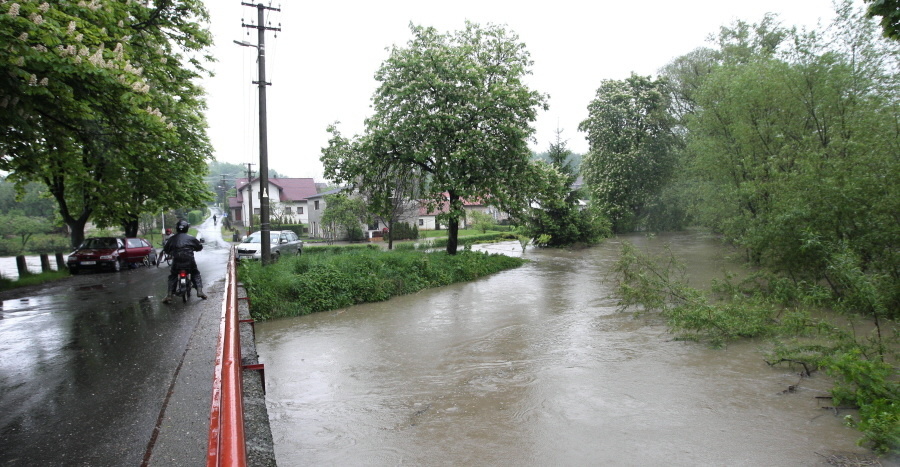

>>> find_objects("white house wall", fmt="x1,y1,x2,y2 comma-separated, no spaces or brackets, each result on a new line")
239,180,311,227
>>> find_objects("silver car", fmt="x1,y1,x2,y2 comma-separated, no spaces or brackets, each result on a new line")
236,230,303,260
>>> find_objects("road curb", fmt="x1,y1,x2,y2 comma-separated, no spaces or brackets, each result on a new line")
146,278,276,466
238,285,277,466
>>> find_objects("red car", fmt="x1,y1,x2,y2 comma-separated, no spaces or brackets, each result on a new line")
67,237,158,274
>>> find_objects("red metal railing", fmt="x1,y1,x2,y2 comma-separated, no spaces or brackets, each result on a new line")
207,247,247,466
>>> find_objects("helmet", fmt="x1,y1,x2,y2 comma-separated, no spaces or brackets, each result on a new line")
175,219,190,233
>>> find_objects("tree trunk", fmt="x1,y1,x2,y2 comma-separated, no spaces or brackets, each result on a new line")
43,174,92,248
123,216,140,237
387,218,394,250
68,217,88,249
446,192,460,255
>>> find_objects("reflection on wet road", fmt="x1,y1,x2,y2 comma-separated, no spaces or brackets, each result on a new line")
0,214,229,465
258,233,872,466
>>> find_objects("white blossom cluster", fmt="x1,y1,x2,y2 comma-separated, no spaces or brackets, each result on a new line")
145,106,174,129
77,0,102,12
3,0,163,116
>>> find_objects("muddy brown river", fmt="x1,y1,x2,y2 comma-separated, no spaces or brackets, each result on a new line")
256,232,874,465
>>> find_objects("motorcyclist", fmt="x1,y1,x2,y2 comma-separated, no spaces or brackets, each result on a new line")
162,219,207,303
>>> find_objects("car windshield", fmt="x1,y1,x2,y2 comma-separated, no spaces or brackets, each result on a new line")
245,233,280,243
82,238,117,249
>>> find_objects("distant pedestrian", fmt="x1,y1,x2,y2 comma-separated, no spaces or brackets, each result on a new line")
213,214,217,225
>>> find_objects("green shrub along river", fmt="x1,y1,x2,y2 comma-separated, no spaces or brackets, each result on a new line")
238,246,526,320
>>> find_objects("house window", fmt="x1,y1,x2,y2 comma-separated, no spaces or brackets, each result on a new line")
418,219,424,226
254,208,260,214
285,207,292,214
298,207,304,214
314,200,320,210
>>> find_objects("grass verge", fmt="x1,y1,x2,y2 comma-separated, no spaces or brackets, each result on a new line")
238,248,526,320
0,270,71,292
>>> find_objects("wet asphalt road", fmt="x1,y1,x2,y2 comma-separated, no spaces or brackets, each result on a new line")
0,215,230,466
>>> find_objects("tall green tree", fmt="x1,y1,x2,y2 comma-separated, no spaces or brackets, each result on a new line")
323,22,548,255
578,74,678,233
517,130,608,246
545,128,577,178
518,160,609,246
0,0,214,246
322,124,422,250
683,4,899,297
320,194,367,242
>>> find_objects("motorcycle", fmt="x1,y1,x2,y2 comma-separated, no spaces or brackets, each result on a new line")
174,268,192,303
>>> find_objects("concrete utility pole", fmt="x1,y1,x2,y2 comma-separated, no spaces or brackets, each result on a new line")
238,2,280,264
244,163,255,231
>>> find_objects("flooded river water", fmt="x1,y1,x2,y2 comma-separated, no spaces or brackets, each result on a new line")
256,232,873,466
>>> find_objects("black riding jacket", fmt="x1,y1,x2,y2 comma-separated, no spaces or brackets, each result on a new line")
163,232,203,267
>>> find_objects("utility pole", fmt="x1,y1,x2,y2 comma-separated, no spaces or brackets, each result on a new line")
245,163,255,231
239,2,280,264
219,174,228,213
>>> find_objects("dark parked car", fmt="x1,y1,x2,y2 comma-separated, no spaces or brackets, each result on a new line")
67,237,158,274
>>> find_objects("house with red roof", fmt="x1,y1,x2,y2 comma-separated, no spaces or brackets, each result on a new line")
415,195,509,230
228,177,319,229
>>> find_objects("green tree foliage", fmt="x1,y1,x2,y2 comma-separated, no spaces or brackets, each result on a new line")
0,0,214,246
579,74,678,232
322,125,422,250
519,161,610,246
320,194,367,242
682,5,899,306
544,128,578,179
865,0,900,39
0,177,57,218
517,131,609,246
466,210,496,234
0,213,53,252
322,22,548,255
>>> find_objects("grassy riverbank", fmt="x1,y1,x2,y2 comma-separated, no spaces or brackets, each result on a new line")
238,247,526,320
0,270,70,292
614,242,899,456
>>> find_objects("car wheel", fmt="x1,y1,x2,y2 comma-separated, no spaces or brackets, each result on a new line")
69,266,78,275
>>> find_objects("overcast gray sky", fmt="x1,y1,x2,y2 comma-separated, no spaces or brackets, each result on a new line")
202,0,847,180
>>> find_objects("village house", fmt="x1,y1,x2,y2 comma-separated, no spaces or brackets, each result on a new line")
415,196,508,230
228,177,319,229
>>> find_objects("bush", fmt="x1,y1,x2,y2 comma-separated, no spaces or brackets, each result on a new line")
304,244,379,255
347,225,365,242
187,210,204,226
387,222,418,241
